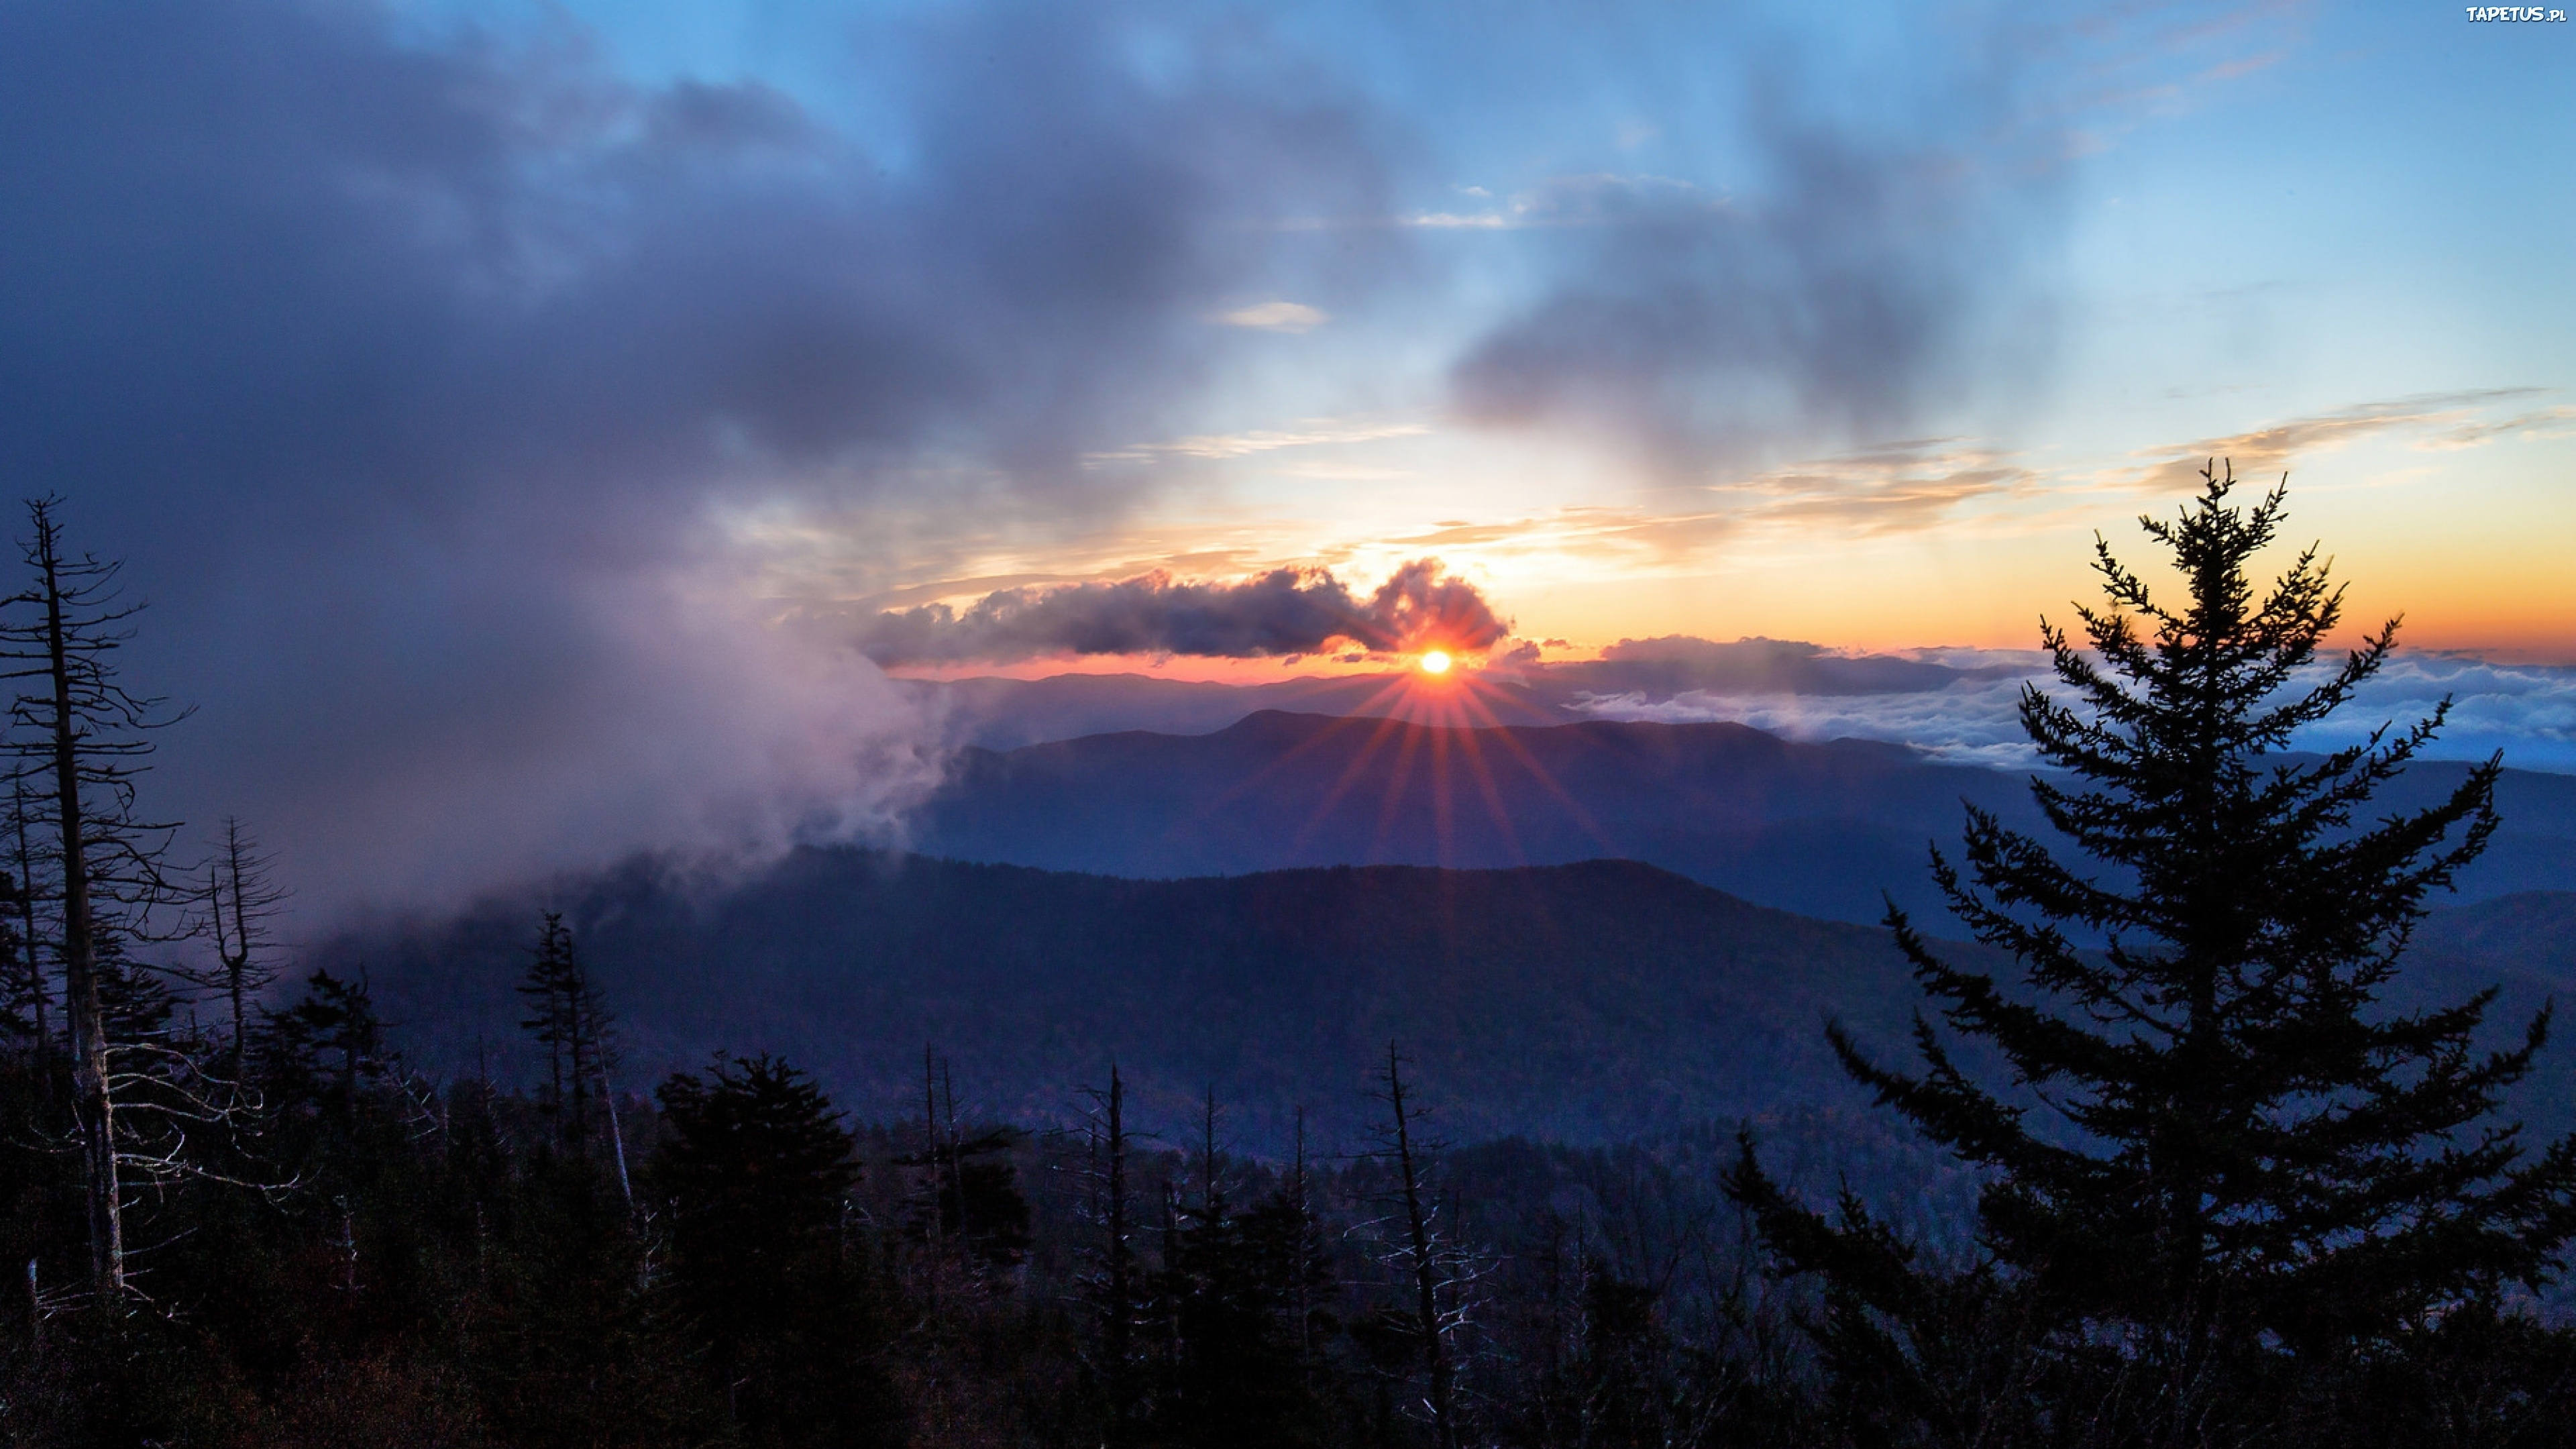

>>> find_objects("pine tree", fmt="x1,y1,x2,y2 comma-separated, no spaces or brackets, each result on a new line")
1152,1091,1340,1446
518,912,614,1160
1730,464,2576,1442
651,1053,898,1448
518,914,574,1133
263,969,386,1117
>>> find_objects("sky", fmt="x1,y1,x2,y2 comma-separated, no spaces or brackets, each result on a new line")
0,0,2569,912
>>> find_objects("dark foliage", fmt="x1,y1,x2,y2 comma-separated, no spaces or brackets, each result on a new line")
651,1052,904,1448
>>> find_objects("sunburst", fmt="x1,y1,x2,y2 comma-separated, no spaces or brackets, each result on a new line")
1193,652,1612,871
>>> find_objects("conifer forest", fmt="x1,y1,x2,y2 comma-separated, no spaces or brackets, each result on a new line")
1,470,2571,1448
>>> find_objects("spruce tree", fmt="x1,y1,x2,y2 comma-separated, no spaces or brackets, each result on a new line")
651,1053,898,1448
518,911,614,1159
518,914,575,1129
1730,465,2576,1440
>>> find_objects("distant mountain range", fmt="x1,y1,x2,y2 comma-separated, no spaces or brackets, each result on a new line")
349,853,1937,1150
906,710,2576,925
337,850,2576,1157
898,639,2019,750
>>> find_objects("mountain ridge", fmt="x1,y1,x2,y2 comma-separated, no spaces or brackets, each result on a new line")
908,710,2576,922
331,849,2576,1157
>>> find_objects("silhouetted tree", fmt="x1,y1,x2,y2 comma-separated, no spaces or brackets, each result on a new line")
1081,1062,1145,1446
1,496,190,1303
262,969,387,1120
519,912,614,1162
197,816,284,1075
1373,1042,1469,1449
1732,464,2576,1445
1146,1089,1339,1446
651,1053,900,1448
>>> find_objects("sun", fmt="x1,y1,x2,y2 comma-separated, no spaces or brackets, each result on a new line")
1418,649,1452,675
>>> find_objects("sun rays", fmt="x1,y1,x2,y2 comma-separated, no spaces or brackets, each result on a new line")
1187,659,1612,871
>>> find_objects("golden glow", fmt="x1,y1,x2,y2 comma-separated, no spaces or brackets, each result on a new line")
1418,649,1452,675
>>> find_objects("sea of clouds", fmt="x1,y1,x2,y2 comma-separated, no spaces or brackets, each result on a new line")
1569,651,2576,774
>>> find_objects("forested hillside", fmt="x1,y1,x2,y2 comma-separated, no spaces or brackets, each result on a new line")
334,853,1943,1150
331,851,2576,1154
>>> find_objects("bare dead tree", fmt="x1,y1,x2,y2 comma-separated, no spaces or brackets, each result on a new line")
0,496,194,1305
196,816,284,1075
1195,1083,1225,1222
0,501,280,1320
598,1046,635,1214
0,782,42,1066
1366,1040,1481,1449
1077,1062,1142,1446
1289,1107,1318,1381
922,1042,947,1313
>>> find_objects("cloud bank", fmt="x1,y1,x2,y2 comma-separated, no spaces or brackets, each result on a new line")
1445,78,2059,474
1570,651,2576,774
855,561,1509,665
0,0,1395,913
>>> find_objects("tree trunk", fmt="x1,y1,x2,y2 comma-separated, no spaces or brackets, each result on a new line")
600,1059,635,1212
1385,1044,1457,1449
1104,1063,1133,1446
38,528,119,1304
13,792,51,1110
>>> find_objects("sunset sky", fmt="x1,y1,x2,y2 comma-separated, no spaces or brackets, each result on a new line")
1,0,2569,907
542,0,2576,659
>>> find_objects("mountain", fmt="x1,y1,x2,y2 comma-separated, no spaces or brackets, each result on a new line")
2406,890,2576,984
902,671,1558,750
341,852,1937,1150
2396,891,2576,1094
333,854,2576,1158
908,712,2576,924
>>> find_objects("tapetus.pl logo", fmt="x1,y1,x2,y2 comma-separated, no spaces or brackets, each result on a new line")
2464,5,2567,18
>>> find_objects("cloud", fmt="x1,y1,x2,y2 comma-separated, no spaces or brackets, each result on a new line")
2306,655,2576,773
1571,675,2050,769
1723,437,2036,533
1215,301,1329,332
1568,647,2576,774
2109,390,2560,492
0,0,1397,914
1575,636,2014,697
1446,93,2061,474
1085,417,1428,465
1432,1,2322,481
853,560,1509,665
1361,437,2035,571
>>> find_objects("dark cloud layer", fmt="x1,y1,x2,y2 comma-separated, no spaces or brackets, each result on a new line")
1562,636,2002,698
0,0,1394,910
857,560,1509,665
